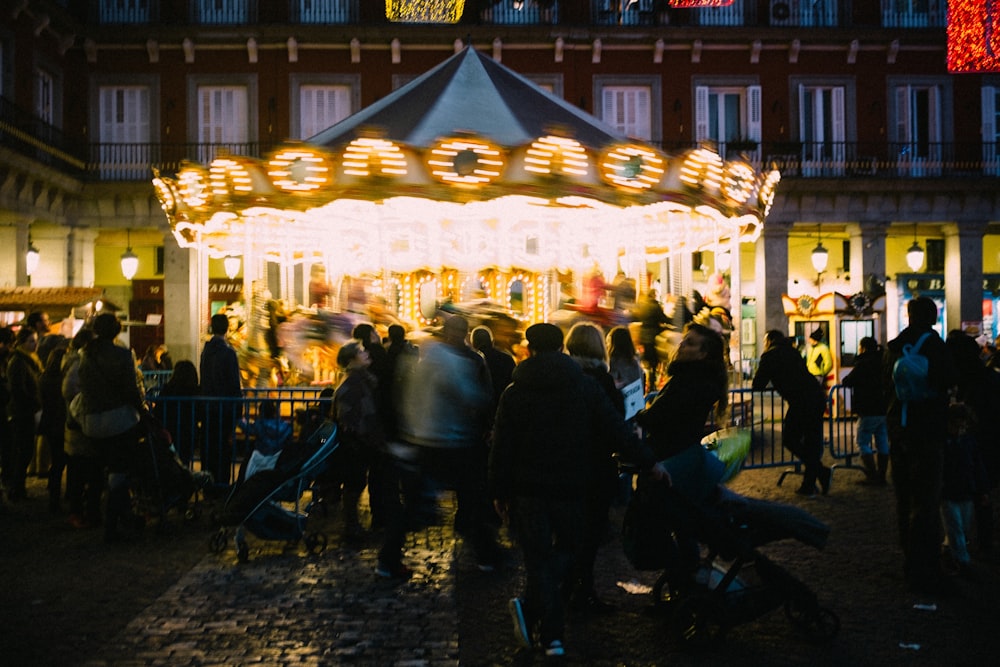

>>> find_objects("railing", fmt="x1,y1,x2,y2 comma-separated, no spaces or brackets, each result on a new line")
191,0,258,24
290,0,358,23
592,0,658,26
480,0,560,25
0,96,87,174
881,0,947,28
767,0,839,27
96,0,159,23
146,382,869,489
150,389,332,486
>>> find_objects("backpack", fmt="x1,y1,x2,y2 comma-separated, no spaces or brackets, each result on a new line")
892,331,935,426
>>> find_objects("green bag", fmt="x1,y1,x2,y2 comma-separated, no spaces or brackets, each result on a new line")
700,427,752,483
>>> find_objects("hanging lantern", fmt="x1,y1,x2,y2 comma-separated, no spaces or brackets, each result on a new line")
524,135,592,178
722,160,756,205
599,144,665,190
267,147,333,193
427,137,505,186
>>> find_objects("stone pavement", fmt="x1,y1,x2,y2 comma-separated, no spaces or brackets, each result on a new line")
7,463,1000,666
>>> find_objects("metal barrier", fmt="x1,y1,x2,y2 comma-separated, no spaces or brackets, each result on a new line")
149,393,332,487
146,380,863,488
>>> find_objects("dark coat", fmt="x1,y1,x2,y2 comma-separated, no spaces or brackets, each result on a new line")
752,342,826,410
883,326,956,437
77,338,143,415
842,349,888,416
490,351,655,501
6,348,42,417
637,359,724,460
199,336,241,398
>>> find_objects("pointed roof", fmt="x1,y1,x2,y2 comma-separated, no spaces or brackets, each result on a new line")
309,47,626,150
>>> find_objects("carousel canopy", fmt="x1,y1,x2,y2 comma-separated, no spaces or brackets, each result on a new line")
152,47,778,276
309,46,623,149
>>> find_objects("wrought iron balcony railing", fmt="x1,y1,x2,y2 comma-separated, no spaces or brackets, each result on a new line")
290,0,358,23
70,140,1000,182
86,0,947,28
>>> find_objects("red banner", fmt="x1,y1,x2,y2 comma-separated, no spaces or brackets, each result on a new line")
668,1,736,7
948,0,1000,72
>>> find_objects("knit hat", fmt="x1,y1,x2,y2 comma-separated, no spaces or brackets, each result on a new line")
810,328,824,342
525,323,563,352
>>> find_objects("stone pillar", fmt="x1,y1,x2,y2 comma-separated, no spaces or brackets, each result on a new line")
32,225,72,287
66,227,98,287
13,221,31,286
943,221,987,333
755,220,792,351
852,221,890,343
163,235,204,364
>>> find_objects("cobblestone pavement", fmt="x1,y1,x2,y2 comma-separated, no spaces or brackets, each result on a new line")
4,462,1000,666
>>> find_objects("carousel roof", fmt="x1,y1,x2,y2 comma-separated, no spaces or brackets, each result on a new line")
152,47,779,275
309,47,624,150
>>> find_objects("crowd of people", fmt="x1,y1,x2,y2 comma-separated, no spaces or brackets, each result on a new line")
4,293,999,659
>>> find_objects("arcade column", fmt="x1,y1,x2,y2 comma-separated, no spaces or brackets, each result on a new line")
943,220,988,332
755,219,792,350
163,234,205,364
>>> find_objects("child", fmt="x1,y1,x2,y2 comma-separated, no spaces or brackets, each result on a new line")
941,402,989,574
241,400,292,480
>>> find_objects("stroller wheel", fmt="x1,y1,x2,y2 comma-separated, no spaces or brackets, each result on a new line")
670,594,726,648
784,600,840,643
304,532,328,555
209,529,228,554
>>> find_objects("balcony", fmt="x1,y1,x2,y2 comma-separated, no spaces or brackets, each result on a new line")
290,0,357,23
592,0,658,26
881,0,946,28
191,0,258,25
480,1,560,25
60,140,998,182
96,0,158,24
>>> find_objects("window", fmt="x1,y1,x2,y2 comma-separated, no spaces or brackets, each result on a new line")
602,86,651,140
799,84,846,175
99,86,151,179
35,67,54,125
194,84,250,163
892,82,945,175
593,0,655,26
98,0,152,23
291,75,359,139
883,0,946,28
695,84,761,159
297,85,351,139
983,85,1000,175
595,76,661,142
195,0,250,24
292,0,357,23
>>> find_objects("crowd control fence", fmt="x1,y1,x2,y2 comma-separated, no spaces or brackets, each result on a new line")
143,373,864,489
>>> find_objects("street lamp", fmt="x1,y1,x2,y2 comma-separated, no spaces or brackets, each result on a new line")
811,239,829,273
224,255,241,280
120,229,139,280
906,224,924,272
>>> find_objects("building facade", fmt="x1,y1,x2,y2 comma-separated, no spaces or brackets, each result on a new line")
1,0,998,367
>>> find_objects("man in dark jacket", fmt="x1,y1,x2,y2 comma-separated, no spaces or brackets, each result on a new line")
490,323,665,659
200,313,242,488
884,296,958,595
842,336,889,485
752,329,832,496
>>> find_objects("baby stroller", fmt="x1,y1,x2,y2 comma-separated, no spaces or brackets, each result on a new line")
129,414,207,530
623,434,840,648
209,419,338,563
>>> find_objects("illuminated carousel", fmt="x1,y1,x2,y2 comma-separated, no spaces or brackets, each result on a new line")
152,46,779,383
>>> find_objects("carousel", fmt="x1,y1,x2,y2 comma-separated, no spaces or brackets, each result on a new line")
152,46,779,384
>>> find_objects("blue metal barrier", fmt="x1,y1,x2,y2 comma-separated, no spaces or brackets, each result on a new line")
149,393,332,486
